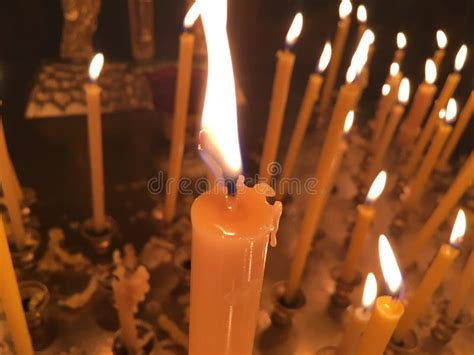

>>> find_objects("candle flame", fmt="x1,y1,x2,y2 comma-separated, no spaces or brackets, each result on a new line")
390,62,400,76
436,30,448,49
183,2,200,29
378,234,403,296
357,5,367,23
396,32,407,49
88,53,104,81
449,209,466,247
198,0,242,177
346,65,356,83
362,272,377,309
382,83,391,96
339,0,352,19
318,41,332,72
439,109,446,119
285,13,303,47
425,59,437,84
343,110,354,134
366,170,387,202
445,98,457,123
398,78,410,104
350,29,373,75
454,45,467,72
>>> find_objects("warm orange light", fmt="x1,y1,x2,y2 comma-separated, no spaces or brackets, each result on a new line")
425,59,437,84
378,234,402,295
438,109,446,119
285,13,303,47
184,2,200,29
449,209,466,247
436,30,447,49
88,53,104,81
357,5,367,23
343,110,354,134
339,0,352,19
398,78,410,104
396,32,407,49
367,170,387,203
445,98,457,124
454,45,468,72
382,83,391,96
390,62,400,76
318,42,332,72
362,272,377,309
346,65,356,84
199,0,242,176
350,29,373,75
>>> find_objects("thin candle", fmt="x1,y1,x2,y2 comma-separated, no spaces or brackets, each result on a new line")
392,32,407,65
433,30,448,69
259,13,303,182
164,3,199,222
356,5,367,42
277,42,331,199
446,248,474,321
393,210,466,343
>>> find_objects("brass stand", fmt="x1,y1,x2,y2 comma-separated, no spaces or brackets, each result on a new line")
80,216,119,256
271,281,306,327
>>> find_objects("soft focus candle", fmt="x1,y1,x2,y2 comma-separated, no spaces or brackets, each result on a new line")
319,0,353,115
355,235,404,355
337,273,377,355
259,13,302,182
341,171,387,284
392,32,407,65
277,42,331,199
84,53,106,232
397,59,437,148
393,210,465,343
403,153,474,267
446,248,474,321
356,5,367,42
164,4,198,222
433,30,448,69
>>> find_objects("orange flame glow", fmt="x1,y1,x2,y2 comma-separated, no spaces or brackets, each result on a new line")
88,53,104,81
398,78,410,104
378,234,403,295
285,13,303,47
425,59,437,84
362,272,377,309
367,170,387,203
183,2,200,29
436,30,447,49
318,42,332,72
449,209,466,247
454,45,468,72
396,32,407,49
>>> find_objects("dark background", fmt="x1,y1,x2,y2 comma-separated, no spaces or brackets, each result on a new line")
0,0,472,216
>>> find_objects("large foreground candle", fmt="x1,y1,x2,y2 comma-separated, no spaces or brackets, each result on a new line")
259,13,302,182
402,153,474,267
446,248,474,321
190,2,282,354
341,171,387,284
433,30,447,69
164,4,199,222
355,235,404,355
319,0,353,115
277,42,331,199
393,210,465,343
84,53,106,232
392,32,407,65
0,217,34,355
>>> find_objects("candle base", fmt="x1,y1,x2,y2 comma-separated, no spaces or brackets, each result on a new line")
271,281,306,327
388,330,419,353
315,345,337,355
112,319,157,355
10,228,41,270
80,216,118,256
329,266,362,314
173,245,191,288
19,280,56,350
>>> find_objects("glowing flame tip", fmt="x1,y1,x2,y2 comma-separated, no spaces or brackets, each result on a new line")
378,234,403,295
343,111,354,134
362,273,377,309
436,30,448,49
346,66,356,83
88,53,104,81
367,170,387,202
445,98,457,123
285,13,303,47
339,0,352,19
357,5,367,23
318,42,332,72
425,59,437,84
390,62,400,76
396,32,407,49
449,209,466,246
454,45,467,72
398,78,410,103
382,84,391,96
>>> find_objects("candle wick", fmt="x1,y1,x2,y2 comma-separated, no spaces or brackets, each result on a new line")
225,176,237,197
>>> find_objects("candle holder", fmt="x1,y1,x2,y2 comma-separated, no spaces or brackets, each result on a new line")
173,245,191,288
80,216,119,256
112,319,157,355
10,228,41,270
270,281,306,327
328,266,362,314
19,280,56,350
388,330,419,354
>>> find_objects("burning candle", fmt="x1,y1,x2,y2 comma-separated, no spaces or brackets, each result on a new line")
352,29,375,107
285,111,354,303
355,235,404,355
259,13,303,182
190,2,282,354
403,99,457,207
403,153,474,267
392,32,407,65
369,78,410,175
433,30,448,69
337,273,377,354
403,45,467,177
437,91,474,171
396,59,437,148
0,217,33,355
319,0,353,115
84,53,106,232
371,63,401,149
0,120,26,249
164,3,199,222
356,5,367,42
446,248,474,321
277,42,331,199
341,171,387,284
393,210,465,343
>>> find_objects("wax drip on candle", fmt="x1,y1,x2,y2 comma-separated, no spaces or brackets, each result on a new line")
183,2,200,31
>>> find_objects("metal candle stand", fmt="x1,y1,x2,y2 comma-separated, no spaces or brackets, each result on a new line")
270,281,306,326
80,216,119,256
388,330,419,354
328,266,362,316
